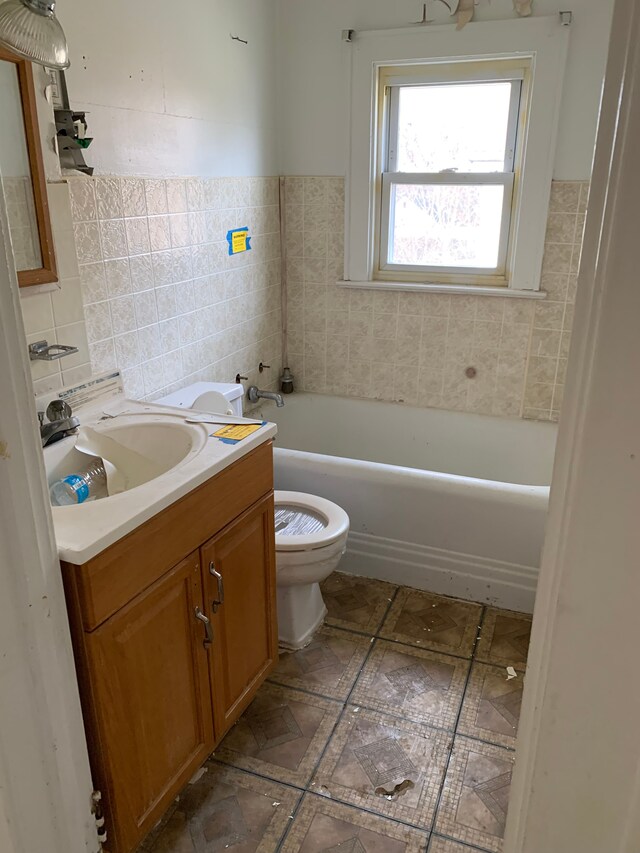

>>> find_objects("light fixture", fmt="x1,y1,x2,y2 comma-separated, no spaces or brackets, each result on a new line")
0,0,69,69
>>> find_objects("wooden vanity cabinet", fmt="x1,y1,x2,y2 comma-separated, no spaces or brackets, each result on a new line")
61,442,277,853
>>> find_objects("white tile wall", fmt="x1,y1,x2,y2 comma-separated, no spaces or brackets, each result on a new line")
67,175,283,401
19,182,92,395
3,176,41,271
284,177,588,422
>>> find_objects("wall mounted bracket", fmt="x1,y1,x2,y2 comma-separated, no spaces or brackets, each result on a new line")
29,340,78,361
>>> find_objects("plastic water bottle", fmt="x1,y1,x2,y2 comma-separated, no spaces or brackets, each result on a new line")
50,458,108,506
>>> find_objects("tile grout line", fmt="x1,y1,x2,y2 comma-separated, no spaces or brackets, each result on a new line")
322,615,489,665
296,788,435,846
210,753,439,848
206,757,309,852
372,632,483,665
267,661,518,751
442,730,516,754
430,830,495,853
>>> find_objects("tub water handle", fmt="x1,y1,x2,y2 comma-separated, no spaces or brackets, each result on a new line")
209,562,224,612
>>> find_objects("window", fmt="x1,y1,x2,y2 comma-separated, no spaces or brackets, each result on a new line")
345,18,570,293
377,63,526,284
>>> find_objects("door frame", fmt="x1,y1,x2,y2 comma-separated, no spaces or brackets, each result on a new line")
0,182,98,848
505,0,640,849
0,1,639,850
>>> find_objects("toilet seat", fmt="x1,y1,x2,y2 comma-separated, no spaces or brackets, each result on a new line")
274,491,349,552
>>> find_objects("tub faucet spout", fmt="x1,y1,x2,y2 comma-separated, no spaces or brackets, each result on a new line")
247,386,285,407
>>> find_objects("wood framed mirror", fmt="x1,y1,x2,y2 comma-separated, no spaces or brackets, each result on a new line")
0,47,57,287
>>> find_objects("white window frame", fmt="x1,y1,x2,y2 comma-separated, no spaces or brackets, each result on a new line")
343,17,570,295
378,64,523,282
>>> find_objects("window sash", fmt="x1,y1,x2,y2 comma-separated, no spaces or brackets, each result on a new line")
381,60,527,88
379,171,515,276
378,76,522,281
386,78,523,174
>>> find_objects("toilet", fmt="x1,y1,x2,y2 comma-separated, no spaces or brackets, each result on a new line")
155,380,245,417
154,382,350,648
274,490,349,648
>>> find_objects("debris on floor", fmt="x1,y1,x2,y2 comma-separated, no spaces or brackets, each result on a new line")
506,666,518,680
374,779,415,800
187,766,207,785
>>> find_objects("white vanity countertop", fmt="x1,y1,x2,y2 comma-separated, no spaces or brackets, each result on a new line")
47,396,277,565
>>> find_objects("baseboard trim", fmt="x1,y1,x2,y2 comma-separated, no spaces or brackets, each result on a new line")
341,531,537,613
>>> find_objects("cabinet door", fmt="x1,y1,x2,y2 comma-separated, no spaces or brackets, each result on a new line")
86,553,214,853
201,494,278,741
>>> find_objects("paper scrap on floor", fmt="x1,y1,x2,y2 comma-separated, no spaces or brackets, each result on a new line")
212,421,266,444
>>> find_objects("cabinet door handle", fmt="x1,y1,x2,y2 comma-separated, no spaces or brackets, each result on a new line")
209,562,224,611
194,606,213,648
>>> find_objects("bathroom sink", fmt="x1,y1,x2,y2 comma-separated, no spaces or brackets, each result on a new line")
44,416,208,504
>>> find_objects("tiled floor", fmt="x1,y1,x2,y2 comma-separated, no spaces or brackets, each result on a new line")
141,574,532,853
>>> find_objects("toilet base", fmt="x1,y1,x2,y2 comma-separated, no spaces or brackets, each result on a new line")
277,581,327,649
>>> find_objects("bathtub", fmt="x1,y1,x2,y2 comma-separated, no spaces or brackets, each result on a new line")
258,393,557,613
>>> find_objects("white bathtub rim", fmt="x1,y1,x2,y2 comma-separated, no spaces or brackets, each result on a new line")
259,390,557,487
273,445,551,500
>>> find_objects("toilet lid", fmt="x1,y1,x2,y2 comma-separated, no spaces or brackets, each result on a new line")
274,490,350,552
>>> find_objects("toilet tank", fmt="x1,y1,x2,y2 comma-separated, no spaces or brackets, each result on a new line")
155,382,245,417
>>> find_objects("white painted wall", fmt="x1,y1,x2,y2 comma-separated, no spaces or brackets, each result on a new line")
57,0,278,177
276,0,614,179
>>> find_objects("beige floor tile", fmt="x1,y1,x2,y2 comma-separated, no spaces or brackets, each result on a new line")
214,683,342,787
379,589,482,658
321,572,398,634
457,663,523,749
270,626,372,701
311,706,451,829
350,640,469,730
475,608,532,668
435,736,515,853
281,793,429,852
139,763,301,852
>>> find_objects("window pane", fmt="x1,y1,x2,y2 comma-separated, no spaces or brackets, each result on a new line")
388,183,505,269
395,82,514,173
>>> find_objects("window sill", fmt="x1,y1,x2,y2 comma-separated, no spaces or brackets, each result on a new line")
337,280,548,299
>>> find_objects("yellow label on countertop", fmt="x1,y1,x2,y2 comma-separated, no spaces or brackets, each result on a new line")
213,423,263,441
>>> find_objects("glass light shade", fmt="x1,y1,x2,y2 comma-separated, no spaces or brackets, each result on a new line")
0,0,69,69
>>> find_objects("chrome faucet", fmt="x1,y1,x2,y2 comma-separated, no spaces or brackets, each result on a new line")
247,386,285,407
39,400,80,448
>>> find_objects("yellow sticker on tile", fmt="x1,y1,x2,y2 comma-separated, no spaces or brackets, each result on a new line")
226,226,251,255
232,231,248,252
213,423,263,442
